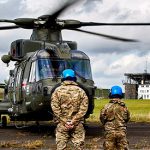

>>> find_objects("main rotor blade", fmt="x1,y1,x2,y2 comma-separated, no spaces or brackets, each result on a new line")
60,20,150,29
70,28,138,42
50,0,81,19
0,19,16,23
0,18,35,28
80,22,150,27
0,25,20,30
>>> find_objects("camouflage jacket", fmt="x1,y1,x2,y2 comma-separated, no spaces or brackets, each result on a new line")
51,81,88,125
100,99,130,131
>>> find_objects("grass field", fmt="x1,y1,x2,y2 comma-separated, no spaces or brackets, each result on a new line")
0,88,149,123
87,99,150,123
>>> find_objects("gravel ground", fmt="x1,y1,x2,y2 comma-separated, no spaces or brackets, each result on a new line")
0,122,149,150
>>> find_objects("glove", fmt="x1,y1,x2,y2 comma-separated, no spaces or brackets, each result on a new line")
65,120,74,130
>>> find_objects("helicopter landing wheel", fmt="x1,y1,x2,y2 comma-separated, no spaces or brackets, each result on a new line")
1,116,7,127
35,121,40,126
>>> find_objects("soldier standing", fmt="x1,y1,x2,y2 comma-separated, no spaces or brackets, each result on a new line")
100,85,130,150
51,69,88,150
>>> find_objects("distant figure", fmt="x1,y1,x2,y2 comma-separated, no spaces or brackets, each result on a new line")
51,69,88,150
100,85,130,150
39,64,52,79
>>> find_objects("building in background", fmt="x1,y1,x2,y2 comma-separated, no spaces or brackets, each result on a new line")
124,73,150,99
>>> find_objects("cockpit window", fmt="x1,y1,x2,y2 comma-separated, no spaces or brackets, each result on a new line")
37,59,65,80
36,58,92,80
67,59,92,80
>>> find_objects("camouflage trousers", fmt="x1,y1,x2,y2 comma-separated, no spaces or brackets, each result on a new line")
55,122,85,150
103,130,129,150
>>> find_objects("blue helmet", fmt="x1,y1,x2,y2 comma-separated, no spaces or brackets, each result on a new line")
110,85,123,98
62,69,75,79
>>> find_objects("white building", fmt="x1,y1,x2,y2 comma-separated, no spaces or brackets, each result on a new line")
125,73,150,99
138,84,150,99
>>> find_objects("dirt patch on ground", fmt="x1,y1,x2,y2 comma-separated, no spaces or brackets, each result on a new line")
0,122,149,149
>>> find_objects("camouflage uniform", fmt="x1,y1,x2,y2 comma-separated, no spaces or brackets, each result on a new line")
100,99,130,150
51,80,88,150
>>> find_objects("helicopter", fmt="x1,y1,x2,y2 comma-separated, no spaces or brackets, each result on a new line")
0,0,150,127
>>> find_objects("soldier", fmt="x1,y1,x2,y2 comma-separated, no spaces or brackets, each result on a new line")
51,69,88,150
100,85,130,150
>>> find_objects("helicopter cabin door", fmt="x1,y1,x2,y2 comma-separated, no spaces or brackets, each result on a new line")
13,65,23,104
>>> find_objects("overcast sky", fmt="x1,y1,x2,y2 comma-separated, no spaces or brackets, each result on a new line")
0,0,150,90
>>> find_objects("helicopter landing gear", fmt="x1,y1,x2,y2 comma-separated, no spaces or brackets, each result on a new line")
35,121,40,126
1,115,7,127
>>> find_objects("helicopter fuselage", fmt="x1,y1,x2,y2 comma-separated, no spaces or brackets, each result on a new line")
2,39,95,121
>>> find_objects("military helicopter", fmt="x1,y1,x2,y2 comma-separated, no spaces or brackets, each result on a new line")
0,0,149,127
